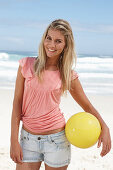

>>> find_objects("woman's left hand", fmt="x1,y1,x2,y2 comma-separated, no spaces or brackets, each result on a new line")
97,125,111,157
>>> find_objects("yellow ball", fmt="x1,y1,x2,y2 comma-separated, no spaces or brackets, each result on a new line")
65,112,101,148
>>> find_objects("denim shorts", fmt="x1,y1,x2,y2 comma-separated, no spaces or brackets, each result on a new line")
20,128,71,168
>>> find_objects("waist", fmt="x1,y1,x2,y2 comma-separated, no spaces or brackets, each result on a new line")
22,125,65,135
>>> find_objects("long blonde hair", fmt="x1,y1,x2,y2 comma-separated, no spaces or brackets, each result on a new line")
34,19,77,94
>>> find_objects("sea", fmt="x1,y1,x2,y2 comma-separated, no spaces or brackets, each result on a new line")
0,50,113,96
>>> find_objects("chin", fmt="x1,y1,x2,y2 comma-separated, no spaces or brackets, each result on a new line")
47,53,58,58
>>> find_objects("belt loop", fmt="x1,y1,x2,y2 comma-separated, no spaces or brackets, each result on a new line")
27,132,29,140
48,135,54,143
47,135,51,142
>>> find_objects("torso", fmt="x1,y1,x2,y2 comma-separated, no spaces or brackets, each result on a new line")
23,125,65,135
21,57,65,134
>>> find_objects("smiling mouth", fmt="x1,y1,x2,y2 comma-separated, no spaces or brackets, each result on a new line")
48,48,56,52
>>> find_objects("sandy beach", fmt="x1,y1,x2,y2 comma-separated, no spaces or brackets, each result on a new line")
0,88,113,170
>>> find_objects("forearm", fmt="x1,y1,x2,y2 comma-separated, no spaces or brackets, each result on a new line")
10,100,22,143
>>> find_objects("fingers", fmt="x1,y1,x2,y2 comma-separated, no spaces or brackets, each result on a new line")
10,153,23,164
10,144,23,164
97,137,101,148
12,156,23,164
100,140,111,157
20,149,23,161
100,144,107,157
108,140,112,153
97,127,111,157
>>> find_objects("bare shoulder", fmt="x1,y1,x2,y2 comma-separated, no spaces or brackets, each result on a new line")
70,78,83,92
69,78,84,100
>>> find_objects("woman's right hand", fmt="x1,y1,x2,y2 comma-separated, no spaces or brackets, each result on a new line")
10,141,23,164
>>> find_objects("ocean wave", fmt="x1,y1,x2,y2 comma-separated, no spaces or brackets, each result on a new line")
78,54,113,58
77,57,113,63
81,82,113,87
0,51,113,95
0,53,9,60
99,55,113,58
79,72,113,78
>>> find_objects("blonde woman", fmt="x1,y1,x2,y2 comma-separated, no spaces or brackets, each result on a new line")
10,19,111,170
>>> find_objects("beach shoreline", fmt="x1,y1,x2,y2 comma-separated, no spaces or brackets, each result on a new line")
0,88,113,170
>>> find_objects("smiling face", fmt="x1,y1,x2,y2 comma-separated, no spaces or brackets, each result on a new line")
44,29,66,60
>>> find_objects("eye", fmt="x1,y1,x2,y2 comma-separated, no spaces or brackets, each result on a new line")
56,40,62,43
46,36,51,40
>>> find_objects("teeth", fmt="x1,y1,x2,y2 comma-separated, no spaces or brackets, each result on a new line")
48,49,55,52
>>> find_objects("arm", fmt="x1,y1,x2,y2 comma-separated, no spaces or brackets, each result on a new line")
69,78,111,157
10,66,25,164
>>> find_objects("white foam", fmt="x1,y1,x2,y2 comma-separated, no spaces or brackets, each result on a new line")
0,53,113,95
79,72,113,78
0,53,9,60
78,57,113,64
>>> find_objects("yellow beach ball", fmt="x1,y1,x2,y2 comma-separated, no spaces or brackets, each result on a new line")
65,112,101,148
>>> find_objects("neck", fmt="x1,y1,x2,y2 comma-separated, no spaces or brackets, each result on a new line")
45,58,59,70
46,57,59,67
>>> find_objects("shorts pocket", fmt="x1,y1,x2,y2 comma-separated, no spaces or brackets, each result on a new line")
50,134,70,150
20,134,38,152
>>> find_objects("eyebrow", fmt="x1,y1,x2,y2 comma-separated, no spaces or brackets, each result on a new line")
47,34,63,41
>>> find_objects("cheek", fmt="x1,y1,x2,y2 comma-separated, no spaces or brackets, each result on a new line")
58,45,65,52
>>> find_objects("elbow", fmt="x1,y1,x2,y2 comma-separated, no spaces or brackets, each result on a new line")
82,103,95,113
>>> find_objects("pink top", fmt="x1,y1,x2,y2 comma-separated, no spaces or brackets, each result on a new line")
19,57,78,133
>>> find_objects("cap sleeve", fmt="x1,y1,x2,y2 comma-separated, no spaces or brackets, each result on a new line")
71,70,79,81
19,57,33,78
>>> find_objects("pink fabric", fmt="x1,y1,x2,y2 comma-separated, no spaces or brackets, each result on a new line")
19,57,78,133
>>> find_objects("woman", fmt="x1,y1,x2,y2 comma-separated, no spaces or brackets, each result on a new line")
10,19,111,170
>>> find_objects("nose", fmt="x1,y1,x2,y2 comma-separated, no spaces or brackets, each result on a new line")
49,40,56,48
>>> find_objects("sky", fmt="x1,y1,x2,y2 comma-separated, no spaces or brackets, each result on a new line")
0,0,113,55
